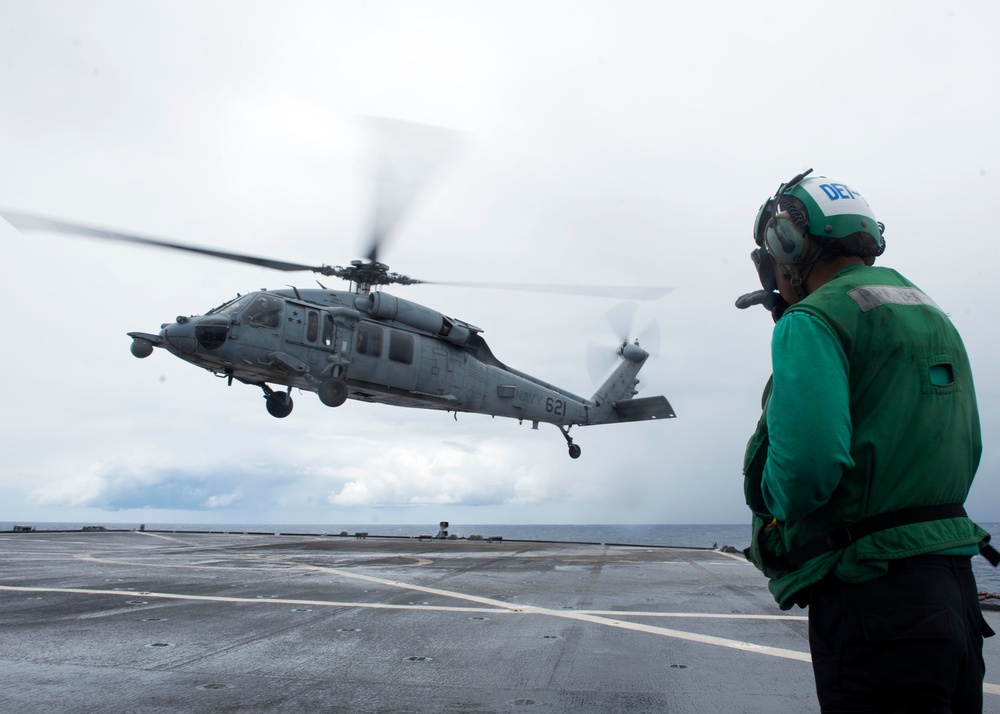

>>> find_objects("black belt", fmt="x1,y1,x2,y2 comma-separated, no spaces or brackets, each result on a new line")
781,503,1000,569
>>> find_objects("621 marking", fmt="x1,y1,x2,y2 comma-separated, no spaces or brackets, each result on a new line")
546,397,565,417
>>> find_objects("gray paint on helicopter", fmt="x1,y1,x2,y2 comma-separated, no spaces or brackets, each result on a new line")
130,282,674,439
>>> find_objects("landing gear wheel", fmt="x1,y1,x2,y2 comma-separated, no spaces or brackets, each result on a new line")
265,391,293,418
557,425,582,459
318,377,348,407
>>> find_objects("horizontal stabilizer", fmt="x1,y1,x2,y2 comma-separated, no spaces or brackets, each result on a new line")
613,395,676,422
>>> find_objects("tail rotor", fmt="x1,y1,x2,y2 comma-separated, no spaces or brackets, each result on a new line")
587,302,660,384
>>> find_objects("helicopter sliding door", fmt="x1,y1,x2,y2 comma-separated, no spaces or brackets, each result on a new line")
350,323,419,391
285,304,350,375
385,329,418,390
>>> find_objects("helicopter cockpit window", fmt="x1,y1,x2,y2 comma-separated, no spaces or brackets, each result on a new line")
356,324,383,357
242,294,283,329
389,330,414,364
213,294,254,317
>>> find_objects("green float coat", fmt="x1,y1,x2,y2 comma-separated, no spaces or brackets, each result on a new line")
744,265,988,610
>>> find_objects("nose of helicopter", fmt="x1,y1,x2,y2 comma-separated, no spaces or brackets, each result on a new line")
162,315,232,355
162,316,198,355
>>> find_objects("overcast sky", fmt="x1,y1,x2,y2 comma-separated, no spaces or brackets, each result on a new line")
1,0,998,529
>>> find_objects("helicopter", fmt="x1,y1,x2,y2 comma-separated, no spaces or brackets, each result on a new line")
1,122,675,458
2,208,675,459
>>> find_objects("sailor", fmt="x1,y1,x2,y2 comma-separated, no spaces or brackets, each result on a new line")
736,169,996,711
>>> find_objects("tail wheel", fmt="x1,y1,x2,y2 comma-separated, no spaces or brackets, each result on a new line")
558,425,582,459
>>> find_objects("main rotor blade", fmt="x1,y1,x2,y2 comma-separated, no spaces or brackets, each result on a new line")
2,208,675,297
1,210,326,273
363,117,459,263
422,281,674,301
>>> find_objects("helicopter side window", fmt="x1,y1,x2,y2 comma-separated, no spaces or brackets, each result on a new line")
389,330,414,364
306,311,319,342
323,315,335,347
242,294,283,329
356,324,383,357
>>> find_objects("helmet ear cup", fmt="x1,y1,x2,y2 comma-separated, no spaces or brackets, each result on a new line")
765,214,808,263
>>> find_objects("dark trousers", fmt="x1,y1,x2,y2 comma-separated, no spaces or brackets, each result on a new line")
808,554,994,713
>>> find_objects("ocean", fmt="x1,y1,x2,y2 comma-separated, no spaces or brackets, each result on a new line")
3,520,999,591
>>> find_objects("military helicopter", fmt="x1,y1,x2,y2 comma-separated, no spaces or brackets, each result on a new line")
1,124,675,459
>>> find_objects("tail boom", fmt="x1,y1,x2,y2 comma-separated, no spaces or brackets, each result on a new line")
587,341,675,425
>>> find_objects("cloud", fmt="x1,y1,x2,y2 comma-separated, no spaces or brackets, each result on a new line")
327,441,554,507
29,461,264,512
203,487,244,509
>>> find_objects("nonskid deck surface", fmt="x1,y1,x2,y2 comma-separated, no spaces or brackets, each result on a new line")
0,531,997,713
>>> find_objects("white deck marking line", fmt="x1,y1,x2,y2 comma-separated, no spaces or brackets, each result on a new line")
583,610,807,621
274,558,529,610
0,584,798,621
3,581,999,695
274,560,814,661
15,545,998,695
134,531,200,545
269,556,1000,684
74,552,433,571
267,559,818,662
0,585,501,613
0,582,810,663
275,557,812,622
543,608,812,662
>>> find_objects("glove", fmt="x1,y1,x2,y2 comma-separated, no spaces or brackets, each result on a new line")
735,289,789,323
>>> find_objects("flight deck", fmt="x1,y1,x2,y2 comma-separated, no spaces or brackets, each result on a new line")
1,530,997,713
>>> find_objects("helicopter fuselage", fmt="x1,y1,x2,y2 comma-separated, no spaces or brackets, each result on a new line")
129,288,674,458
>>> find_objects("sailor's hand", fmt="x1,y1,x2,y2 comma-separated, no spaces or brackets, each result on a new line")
735,289,775,310
735,290,789,322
